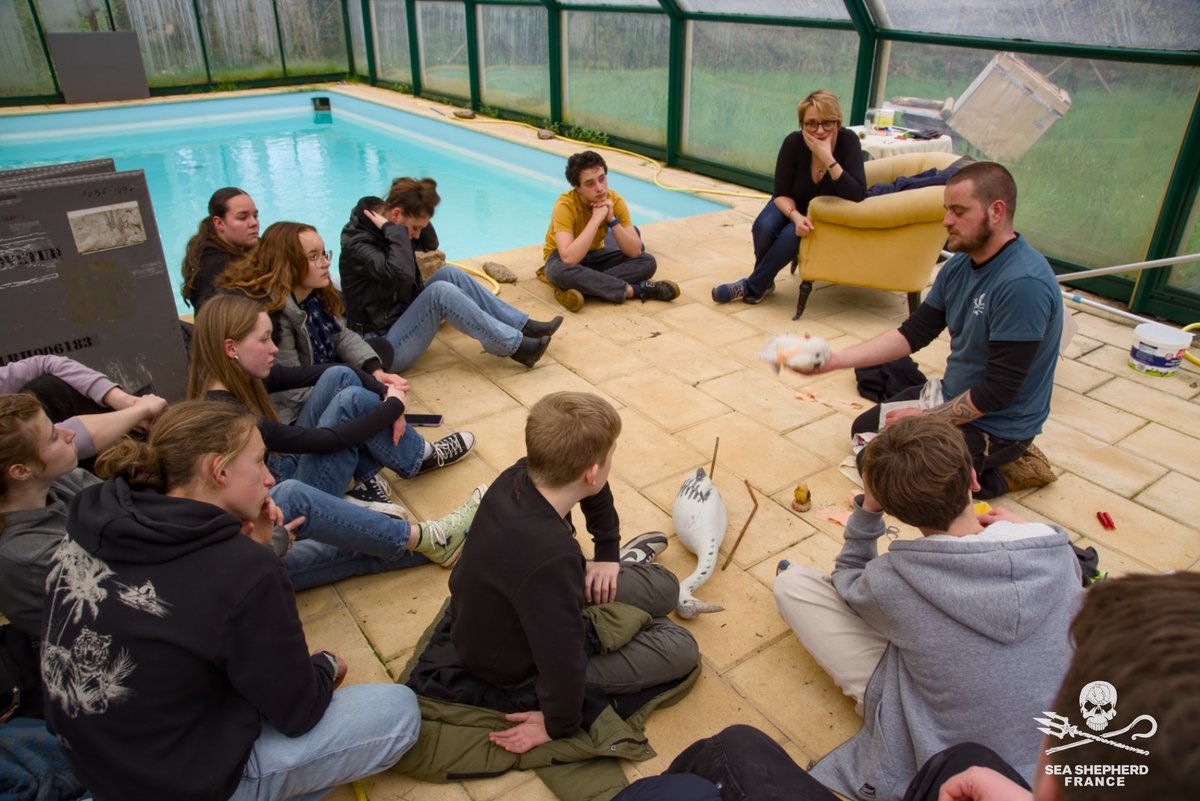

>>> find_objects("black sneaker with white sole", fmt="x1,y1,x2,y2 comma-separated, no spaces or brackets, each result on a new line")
619,531,669,564
344,473,393,505
636,280,681,302
417,431,475,475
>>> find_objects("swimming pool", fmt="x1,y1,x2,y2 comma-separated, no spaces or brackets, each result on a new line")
0,91,725,314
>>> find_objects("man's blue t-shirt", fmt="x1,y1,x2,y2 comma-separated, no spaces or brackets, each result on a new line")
924,235,1062,441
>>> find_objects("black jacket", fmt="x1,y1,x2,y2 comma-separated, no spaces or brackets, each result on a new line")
340,197,437,335
186,240,239,311
42,478,337,801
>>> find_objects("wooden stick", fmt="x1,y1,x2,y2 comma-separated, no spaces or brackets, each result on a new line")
709,437,720,477
722,479,758,571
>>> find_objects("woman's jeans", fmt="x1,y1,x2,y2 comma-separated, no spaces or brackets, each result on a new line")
269,367,426,498
229,684,420,801
271,479,428,590
745,199,802,298
385,266,528,370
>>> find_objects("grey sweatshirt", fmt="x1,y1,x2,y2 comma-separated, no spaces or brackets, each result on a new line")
0,469,101,637
811,498,1083,801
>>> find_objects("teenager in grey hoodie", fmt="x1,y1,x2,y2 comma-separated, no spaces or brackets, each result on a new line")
776,417,1082,801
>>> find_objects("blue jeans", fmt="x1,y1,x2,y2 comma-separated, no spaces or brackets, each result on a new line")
270,479,428,589
229,683,420,801
385,265,527,370
745,198,802,297
270,367,426,497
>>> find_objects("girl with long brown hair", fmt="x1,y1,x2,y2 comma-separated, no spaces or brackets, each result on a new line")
181,187,259,311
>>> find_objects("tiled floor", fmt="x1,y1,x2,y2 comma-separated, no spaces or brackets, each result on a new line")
298,86,1200,801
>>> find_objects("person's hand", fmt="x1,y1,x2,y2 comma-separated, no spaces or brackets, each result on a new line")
364,209,389,229
241,496,303,546
132,394,168,432
585,560,620,605
488,711,551,754
978,507,1027,527
859,485,884,514
803,129,835,164
315,651,350,689
385,386,408,445
591,197,614,224
938,767,1033,801
102,386,139,410
884,406,922,427
782,344,840,377
373,370,409,392
793,214,814,238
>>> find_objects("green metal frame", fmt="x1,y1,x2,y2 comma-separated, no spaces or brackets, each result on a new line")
8,0,1200,322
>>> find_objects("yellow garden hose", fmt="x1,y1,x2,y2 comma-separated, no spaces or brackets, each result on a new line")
1183,322,1200,366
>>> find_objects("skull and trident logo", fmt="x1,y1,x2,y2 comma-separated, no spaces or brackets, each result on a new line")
1035,681,1158,756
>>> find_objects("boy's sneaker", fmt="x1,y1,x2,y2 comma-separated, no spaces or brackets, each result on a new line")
1000,443,1057,493
416,484,487,567
417,432,475,475
636,280,680,303
536,265,553,287
711,281,746,304
743,283,775,305
554,287,585,312
344,473,393,505
619,531,669,564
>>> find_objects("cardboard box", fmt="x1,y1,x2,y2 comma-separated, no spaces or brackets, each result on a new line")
947,52,1071,162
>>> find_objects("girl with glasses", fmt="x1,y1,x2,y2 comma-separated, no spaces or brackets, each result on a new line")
712,90,866,305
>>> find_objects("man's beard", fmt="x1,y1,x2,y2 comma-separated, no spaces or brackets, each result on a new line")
948,215,992,254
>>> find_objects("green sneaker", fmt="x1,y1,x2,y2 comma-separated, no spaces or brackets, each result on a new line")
416,484,487,567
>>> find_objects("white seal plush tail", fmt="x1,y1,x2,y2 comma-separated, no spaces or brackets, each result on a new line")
672,467,727,619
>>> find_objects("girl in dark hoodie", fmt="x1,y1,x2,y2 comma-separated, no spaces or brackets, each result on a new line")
40,400,420,801
181,187,260,311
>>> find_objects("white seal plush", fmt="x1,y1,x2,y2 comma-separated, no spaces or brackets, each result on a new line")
671,467,728,619
757,334,832,374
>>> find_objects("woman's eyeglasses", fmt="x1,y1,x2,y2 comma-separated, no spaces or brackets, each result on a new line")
803,120,838,133
307,250,332,264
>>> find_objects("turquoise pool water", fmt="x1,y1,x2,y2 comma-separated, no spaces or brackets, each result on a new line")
0,91,724,314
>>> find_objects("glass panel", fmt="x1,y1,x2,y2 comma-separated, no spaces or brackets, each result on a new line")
677,0,849,19
347,0,368,76
417,0,469,99
1172,202,1200,295
374,0,412,85
32,0,111,31
557,0,661,8
684,20,858,174
0,1,56,96
198,0,282,82
110,0,207,87
478,5,549,117
277,0,348,75
564,11,669,145
882,42,1199,268
876,0,1199,51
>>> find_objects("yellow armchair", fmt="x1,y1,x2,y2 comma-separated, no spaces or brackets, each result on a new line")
792,151,961,320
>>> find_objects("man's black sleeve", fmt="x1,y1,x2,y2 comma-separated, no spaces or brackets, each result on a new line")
897,303,946,353
971,340,1041,413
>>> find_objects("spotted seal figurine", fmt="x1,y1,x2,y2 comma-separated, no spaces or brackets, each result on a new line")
671,467,728,619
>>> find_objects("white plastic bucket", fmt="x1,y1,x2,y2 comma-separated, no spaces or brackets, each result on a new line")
1128,322,1193,377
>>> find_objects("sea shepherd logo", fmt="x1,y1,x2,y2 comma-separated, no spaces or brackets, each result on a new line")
1035,681,1157,789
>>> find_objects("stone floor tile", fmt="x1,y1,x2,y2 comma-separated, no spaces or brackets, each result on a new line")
641,469,820,571
637,668,785,776
609,407,708,489
1070,308,1140,346
441,336,540,383
300,604,394,686
1116,422,1200,479
606,368,732,432
1081,344,1200,400
658,303,761,346
1048,387,1146,443
1053,357,1113,395
576,304,670,345
725,637,860,761
463,769,546,801
698,369,838,434
1133,471,1200,528
608,477,675,554
547,325,651,384
295,584,344,623
1021,473,1198,571
655,544,791,673
784,412,857,467
463,406,530,475
391,455,498,522
409,363,521,425
628,329,745,385
404,339,471,378
788,372,873,422
337,567,451,663
769,467,863,543
1089,377,1200,435
819,307,903,339
1062,332,1104,360
677,413,827,495
497,363,620,410
1037,418,1165,498
323,773,472,801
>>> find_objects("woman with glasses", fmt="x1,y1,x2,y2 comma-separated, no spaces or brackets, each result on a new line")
712,90,866,305
217,222,476,496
